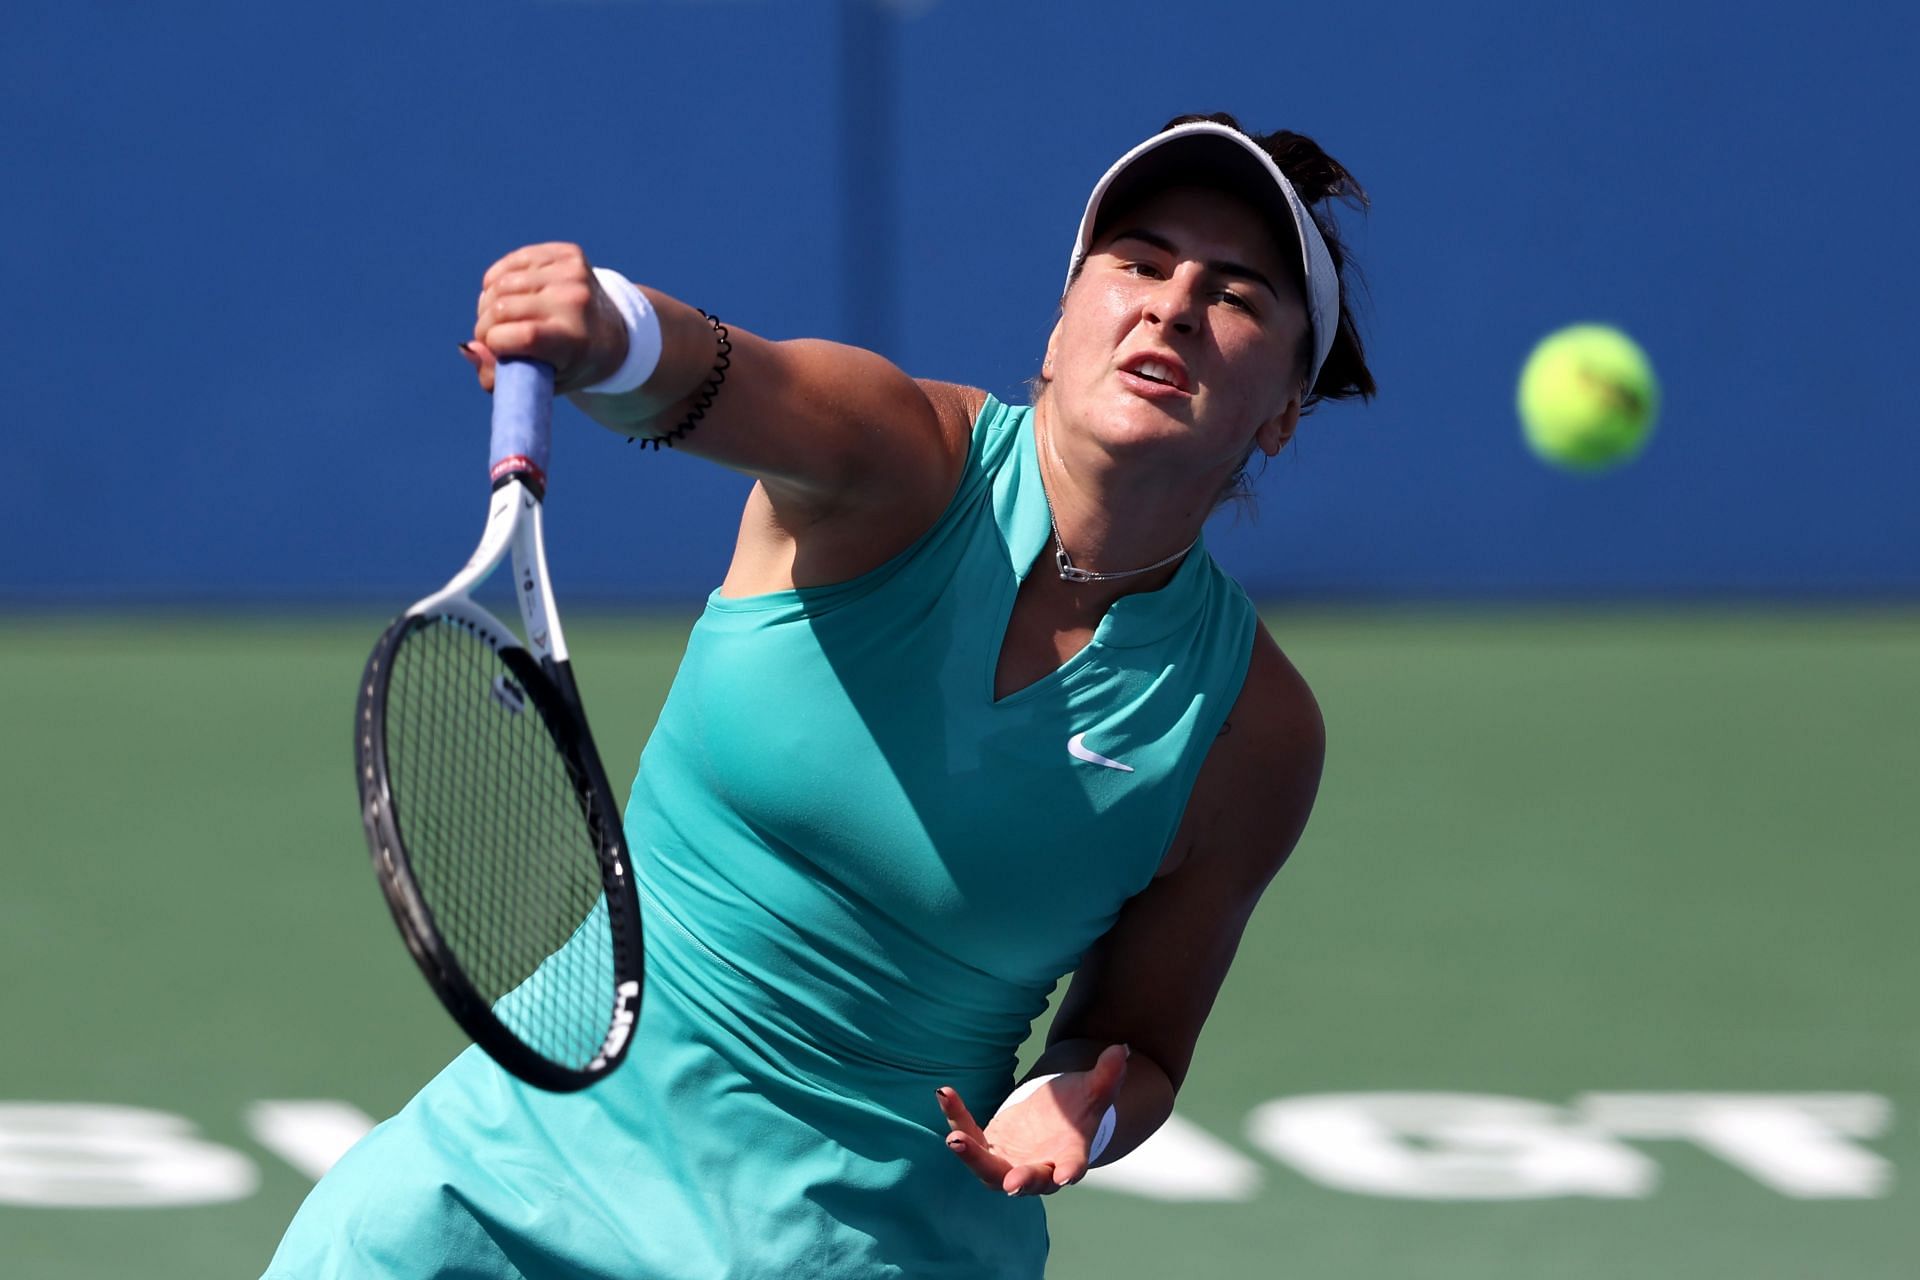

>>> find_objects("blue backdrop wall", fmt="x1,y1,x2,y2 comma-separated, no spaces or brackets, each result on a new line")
6,0,1917,603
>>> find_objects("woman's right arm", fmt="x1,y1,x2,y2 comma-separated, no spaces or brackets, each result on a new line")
468,242,974,571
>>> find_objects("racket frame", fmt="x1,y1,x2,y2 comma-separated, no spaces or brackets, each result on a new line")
355,363,642,1092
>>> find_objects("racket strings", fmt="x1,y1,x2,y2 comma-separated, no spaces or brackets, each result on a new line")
383,616,616,1071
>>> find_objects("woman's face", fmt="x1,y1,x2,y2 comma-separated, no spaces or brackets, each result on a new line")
1043,185,1309,483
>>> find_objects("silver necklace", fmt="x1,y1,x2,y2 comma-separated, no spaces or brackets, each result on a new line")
1037,418,1196,583
1048,509,1196,583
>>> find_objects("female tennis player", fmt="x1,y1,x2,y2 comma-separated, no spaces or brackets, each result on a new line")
267,112,1373,1278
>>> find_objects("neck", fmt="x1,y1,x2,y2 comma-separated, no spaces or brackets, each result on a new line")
1032,398,1217,591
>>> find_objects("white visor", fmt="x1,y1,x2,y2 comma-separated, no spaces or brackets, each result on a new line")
1066,121,1340,395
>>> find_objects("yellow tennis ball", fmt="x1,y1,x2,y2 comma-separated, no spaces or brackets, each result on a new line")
1517,324,1659,472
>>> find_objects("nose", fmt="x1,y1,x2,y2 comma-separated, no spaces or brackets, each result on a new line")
1142,268,1202,335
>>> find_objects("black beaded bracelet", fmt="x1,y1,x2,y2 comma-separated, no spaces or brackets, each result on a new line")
629,310,731,450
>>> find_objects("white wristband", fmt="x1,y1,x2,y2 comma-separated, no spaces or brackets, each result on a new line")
996,1073,1119,1165
580,267,663,395
1088,1102,1117,1164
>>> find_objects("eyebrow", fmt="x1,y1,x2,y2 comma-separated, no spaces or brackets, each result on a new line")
1109,228,1280,298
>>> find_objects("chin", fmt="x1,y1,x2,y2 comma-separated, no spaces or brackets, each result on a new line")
1046,382,1207,454
1085,392,1196,451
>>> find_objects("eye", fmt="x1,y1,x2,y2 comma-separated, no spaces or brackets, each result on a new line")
1219,290,1256,313
1124,260,1165,280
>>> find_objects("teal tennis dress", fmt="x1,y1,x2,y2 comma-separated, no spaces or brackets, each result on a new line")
266,396,1256,1279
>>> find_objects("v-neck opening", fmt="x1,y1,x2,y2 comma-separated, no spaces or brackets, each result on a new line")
987,417,1079,705
984,413,1205,706
988,574,1106,707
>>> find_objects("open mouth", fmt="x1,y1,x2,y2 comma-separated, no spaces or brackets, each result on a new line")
1120,355,1190,393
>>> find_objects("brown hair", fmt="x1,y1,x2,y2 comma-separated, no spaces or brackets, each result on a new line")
1040,114,1376,504
1053,113,1377,508
1156,112,1375,413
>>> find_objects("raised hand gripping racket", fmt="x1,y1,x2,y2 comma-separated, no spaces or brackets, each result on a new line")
354,360,642,1091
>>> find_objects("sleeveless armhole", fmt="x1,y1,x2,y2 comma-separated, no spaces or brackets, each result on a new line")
702,395,1025,619
1145,571,1260,877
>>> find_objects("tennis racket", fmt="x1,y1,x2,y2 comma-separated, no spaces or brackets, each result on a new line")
354,359,643,1092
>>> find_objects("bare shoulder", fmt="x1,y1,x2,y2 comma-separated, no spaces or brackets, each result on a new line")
915,379,991,455
1159,621,1326,883
719,377,989,595
1225,622,1325,774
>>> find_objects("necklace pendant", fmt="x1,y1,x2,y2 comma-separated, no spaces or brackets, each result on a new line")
1055,545,1097,583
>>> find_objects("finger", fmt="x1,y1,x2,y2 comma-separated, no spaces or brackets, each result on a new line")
1001,1162,1057,1197
1050,1152,1089,1187
934,1087,987,1142
481,252,542,293
472,319,546,363
482,264,565,312
943,1128,1012,1190
481,243,584,291
479,289,587,332
1083,1043,1130,1109
459,340,497,393
474,294,591,370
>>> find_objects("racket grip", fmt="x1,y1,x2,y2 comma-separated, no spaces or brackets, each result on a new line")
489,360,556,489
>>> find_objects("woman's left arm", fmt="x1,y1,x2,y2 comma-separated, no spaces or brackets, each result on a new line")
938,625,1326,1193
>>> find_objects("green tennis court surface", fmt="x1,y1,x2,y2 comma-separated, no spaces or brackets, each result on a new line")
2,610,1913,1277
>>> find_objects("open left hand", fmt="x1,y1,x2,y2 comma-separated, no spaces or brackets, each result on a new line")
936,1044,1129,1196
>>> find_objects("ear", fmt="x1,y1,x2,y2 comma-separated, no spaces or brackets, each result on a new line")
1255,395,1302,457
1041,317,1064,382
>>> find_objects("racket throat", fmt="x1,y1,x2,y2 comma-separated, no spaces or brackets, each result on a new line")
509,487,568,664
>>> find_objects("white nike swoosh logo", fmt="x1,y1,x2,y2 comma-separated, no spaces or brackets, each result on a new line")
1067,732,1134,773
